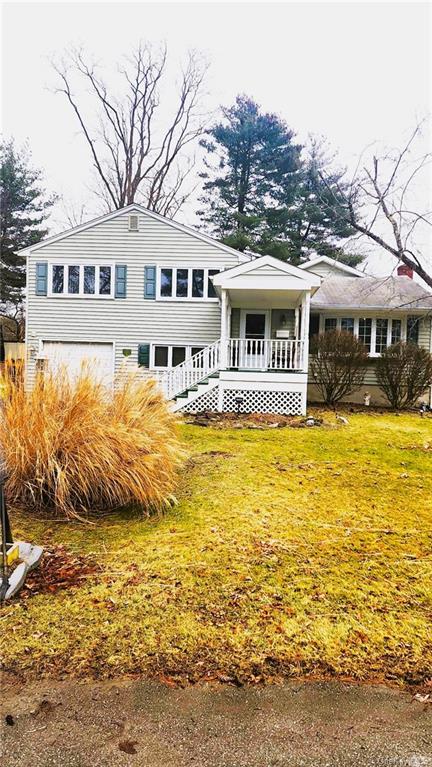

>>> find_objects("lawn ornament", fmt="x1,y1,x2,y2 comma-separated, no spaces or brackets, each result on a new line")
0,475,43,602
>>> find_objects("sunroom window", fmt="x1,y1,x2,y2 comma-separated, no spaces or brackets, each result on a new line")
322,316,418,355
375,319,389,354
358,318,372,352
391,318,402,345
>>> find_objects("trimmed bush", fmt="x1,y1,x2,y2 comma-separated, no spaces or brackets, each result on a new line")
376,341,432,409
310,330,368,406
0,364,182,518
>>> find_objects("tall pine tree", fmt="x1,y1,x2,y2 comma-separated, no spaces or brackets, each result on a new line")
199,98,361,265
199,95,302,252
0,140,56,316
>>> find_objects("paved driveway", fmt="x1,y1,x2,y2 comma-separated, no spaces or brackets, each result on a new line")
1,676,431,766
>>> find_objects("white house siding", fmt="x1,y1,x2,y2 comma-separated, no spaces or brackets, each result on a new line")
25,210,242,385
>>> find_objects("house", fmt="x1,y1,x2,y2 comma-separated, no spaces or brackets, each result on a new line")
20,204,432,415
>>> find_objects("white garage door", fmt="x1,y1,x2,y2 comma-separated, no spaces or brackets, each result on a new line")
43,342,114,387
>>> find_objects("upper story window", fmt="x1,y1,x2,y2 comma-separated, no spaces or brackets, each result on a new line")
322,315,420,355
157,267,220,301
48,263,114,298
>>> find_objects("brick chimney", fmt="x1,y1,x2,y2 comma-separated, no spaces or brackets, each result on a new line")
397,263,413,279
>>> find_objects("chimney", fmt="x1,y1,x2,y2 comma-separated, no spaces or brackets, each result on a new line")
397,263,413,279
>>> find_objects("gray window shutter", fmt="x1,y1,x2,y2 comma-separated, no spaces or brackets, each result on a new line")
144,265,156,299
115,265,127,298
138,343,150,368
35,262,48,295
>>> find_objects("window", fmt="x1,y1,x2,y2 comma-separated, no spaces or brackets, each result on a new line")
49,263,114,298
341,317,354,334
128,214,139,231
154,346,169,367
192,269,204,298
208,269,219,299
160,268,173,297
358,318,372,352
324,317,337,332
375,319,388,354
52,265,64,294
68,265,80,294
176,269,189,298
407,316,419,344
391,319,402,345
158,267,219,300
309,313,320,339
99,266,111,295
84,266,95,294
152,344,208,368
172,347,186,366
322,316,408,355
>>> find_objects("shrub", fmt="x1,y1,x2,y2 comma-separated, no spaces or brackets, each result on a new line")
0,364,183,518
376,341,432,409
310,330,369,406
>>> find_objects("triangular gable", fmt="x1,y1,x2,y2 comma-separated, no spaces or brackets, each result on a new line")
299,255,365,277
18,203,250,262
213,255,321,288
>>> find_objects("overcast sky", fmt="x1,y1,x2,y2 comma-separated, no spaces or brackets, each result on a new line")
2,1,431,273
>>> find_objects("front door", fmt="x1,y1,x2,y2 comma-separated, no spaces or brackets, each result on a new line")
239,310,270,368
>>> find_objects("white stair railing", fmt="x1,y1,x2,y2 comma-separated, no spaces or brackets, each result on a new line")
160,339,222,399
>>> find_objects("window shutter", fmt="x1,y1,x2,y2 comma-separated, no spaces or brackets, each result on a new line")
35,262,48,295
115,265,127,298
144,265,156,299
138,343,150,368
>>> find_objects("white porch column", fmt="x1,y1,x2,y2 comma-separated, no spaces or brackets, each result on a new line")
220,289,229,368
300,291,311,372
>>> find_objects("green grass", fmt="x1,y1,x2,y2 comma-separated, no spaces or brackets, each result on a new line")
1,411,432,685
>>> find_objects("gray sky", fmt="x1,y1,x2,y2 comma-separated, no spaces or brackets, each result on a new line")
2,1,431,273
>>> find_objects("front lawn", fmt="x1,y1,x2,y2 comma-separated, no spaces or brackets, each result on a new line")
1,411,431,686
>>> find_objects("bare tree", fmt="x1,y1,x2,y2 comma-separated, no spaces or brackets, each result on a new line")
320,123,432,288
53,44,208,217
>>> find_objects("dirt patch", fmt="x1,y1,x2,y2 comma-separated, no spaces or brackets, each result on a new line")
8,544,101,601
185,411,328,429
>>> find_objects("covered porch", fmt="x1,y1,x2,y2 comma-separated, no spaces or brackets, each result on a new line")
213,255,321,374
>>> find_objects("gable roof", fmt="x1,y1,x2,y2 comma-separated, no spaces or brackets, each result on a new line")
300,255,365,278
213,254,321,289
18,203,251,262
311,276,432,311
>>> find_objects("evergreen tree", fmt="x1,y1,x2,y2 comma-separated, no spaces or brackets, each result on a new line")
199,95,302,251
0,140,56,315
199,99,362,266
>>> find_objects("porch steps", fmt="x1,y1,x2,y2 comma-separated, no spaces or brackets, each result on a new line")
172,373,220,413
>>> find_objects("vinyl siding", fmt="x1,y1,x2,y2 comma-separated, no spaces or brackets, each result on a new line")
309,311,432,386
304,264,360,279
26,210,242,384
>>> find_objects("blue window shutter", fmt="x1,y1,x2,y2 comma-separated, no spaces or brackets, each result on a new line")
144,265,156,299
35,262,48,295
138,343,150,368
115,265,127,298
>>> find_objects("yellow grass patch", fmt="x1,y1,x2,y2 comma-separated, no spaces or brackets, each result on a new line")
1,411,431,685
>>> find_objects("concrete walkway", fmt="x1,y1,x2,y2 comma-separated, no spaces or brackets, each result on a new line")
1,676,431,766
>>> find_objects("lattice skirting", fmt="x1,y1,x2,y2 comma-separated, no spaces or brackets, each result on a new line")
223,388,303,416
182,386,219,413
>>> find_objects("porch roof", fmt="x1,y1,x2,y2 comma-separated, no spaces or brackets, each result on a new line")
212,255,321,307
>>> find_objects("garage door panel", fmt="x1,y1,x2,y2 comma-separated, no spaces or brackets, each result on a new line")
43,342,114,387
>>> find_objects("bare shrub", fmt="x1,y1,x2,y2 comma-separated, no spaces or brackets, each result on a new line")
310,330,368,406
0,364,183,518
376,342,432,409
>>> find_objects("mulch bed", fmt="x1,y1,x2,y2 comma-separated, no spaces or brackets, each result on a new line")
184,411,325,429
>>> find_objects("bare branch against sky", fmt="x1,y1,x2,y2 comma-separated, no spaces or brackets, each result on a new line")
2,1,431,274
52,43,209,216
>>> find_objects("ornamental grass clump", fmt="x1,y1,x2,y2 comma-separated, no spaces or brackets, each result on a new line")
0,363,182,518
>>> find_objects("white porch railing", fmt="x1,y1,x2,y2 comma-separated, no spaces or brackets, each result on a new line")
159,339,222,399
159,338,305,400
228,338,304,372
